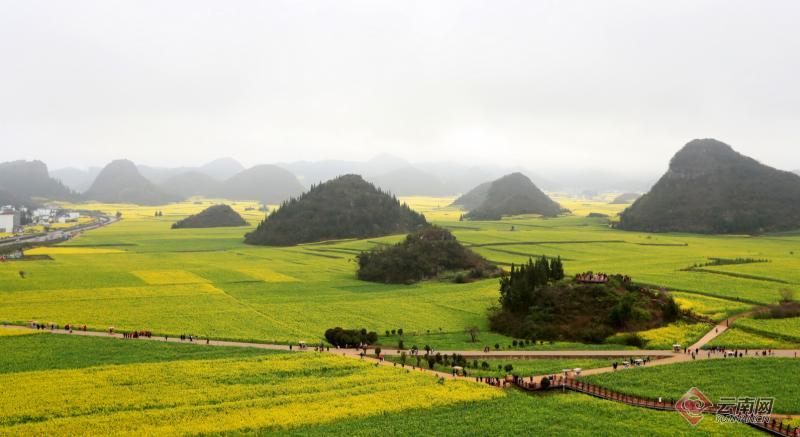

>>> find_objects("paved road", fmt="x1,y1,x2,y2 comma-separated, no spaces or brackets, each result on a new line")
0,215,116,249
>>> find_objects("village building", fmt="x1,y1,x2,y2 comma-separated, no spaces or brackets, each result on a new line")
0,211,20,233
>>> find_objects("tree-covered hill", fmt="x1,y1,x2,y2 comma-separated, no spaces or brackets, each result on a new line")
618,139,800,234
84,159,180,205
463,173,562,220
171,204,248,229
451,181,490,210
356,226,499,284
490,257,687,344
244,174,427,246
0,160,75,201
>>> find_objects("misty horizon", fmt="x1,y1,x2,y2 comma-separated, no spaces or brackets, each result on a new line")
2,1,799,173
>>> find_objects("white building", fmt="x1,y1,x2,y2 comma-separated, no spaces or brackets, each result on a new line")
0,211,20,233
33,208,52,218
67,212,80,220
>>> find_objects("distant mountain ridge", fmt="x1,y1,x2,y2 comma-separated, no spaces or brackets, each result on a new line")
217,164,305,203
84,159,179,205
245,174,427,246
618,139,800,234
459,173,562,220
0,160,75,203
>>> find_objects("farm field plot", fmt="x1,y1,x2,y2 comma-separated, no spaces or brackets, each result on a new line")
734,317,800,343
0,332,274,374
0,351,500,435
0,326,42,337
672,292,753,322
582,358,800,414
280,390,757,436
708,328,800,350
608,322,711,350
1,198,798,348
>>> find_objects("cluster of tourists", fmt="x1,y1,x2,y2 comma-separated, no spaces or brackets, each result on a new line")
123,330,152,339
705,346,778,358
29,322,87,333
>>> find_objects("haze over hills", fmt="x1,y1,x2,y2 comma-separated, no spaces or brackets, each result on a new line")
619,139,800,234
160,171,221,198
610,192,642,204
52,158,246,193
0,160,75,204
368,166,451,196
217,164,304,204
83,159,180,205
245,174,427,246
50,166,102,193
138,158,245,184
451,182,491,210
459,173,563,220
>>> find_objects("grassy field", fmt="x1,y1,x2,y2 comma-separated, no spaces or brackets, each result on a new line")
0,196,797,347
0,332,274,374
582,358,800,414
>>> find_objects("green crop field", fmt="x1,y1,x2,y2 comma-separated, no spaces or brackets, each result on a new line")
733,317,800,343
582,358,800,414
0,332,756,436
0,332,274,374
1,197,797,348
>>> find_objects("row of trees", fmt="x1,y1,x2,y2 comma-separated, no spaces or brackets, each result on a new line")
324,327,378,347
499,256,564,313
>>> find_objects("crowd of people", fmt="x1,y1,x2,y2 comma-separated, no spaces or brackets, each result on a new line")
123,330,153,339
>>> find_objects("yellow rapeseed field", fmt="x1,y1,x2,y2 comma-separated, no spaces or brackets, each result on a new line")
132,270,211,285
0,353,500,436
237,268,298,282
0,327,41,337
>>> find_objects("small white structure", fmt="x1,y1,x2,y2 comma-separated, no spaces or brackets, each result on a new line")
0,211,20,233
32,208,52,218
67,212,80,220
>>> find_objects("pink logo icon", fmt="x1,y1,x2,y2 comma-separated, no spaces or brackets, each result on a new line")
676,387,712,426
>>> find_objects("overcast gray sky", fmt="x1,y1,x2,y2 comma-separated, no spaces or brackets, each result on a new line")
1,0,798,173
